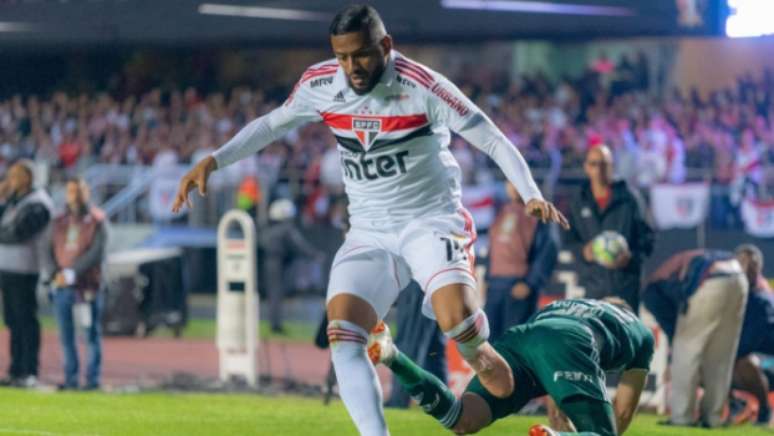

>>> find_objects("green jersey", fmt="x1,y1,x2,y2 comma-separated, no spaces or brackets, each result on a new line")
466,299,654,422
531,298,654,372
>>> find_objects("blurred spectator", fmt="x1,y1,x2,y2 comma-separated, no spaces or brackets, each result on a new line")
484,182,558,340
48,177,108,391
0,160,53,388
565,145,654,312
732,244,773,427
642,249,748,428
261,199,324,333
0,52,773,228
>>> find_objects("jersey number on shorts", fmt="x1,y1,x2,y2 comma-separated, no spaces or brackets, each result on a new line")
440,236,468,264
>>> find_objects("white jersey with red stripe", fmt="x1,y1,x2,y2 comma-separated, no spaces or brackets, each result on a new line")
213,50,543,231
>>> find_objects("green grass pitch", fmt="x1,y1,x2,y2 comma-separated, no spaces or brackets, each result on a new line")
0,388,769,435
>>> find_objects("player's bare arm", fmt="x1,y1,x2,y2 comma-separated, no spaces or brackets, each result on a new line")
613,368,648,434
451,393,493,435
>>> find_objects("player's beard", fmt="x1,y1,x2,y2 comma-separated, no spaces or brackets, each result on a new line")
348,62,386,95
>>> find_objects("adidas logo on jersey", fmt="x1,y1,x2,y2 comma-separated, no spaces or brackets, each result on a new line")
333,91,345,102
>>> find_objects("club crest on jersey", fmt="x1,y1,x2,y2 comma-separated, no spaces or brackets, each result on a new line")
352,118,381,148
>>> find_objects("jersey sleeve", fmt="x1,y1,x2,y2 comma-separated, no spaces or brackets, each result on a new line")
427,75,543,204
212,79,322,169
626,325,655,371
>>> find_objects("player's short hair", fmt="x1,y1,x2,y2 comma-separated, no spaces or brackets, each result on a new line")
736,244,764,267
329,4,386,40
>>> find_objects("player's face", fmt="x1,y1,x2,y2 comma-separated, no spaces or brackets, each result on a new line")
331,31,391,95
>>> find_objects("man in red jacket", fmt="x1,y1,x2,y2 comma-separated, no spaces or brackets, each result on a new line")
49,177,108,390
485,183,557,340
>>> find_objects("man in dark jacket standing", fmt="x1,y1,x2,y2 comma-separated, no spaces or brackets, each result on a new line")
49,177,108,390
0,160,53,387
484,182,558,341
261,198,323,333
565,144,654,312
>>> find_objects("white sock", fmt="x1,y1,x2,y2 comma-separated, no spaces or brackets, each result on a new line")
328,320,389,436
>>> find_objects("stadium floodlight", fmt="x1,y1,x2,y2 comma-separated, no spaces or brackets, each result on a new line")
440,0,634,16
0,22,34,32
726,0,774,38
198,3,331,21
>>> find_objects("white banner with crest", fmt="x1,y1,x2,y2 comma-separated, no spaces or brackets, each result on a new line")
649,183,709,229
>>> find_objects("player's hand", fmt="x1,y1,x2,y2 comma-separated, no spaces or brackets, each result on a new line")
54,272,67,288
526,198,570,230
582,241,595,263
171,156,217,213
511,282,531,299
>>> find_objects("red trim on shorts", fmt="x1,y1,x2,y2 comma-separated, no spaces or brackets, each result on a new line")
458,207,478,273
330,244,370,271
424,267,476,292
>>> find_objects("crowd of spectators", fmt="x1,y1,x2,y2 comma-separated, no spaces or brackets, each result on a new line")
0,53,773,223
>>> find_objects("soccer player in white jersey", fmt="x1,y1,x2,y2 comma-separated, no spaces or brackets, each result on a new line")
172,5,569,435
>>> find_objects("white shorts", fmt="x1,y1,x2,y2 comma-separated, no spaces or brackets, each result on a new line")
327,208,478,321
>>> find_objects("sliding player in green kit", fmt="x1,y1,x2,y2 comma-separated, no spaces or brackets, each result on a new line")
368,298,654,435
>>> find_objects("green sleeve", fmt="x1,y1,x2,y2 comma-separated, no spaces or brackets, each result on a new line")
626,326,654,371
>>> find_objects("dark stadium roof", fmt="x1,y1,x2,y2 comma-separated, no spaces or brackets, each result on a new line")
0,0,725,48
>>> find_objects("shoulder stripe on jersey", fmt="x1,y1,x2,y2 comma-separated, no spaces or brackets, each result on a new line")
394,66,432,89
321,112,428,132
395,58,434,83
286,63,338,104
299,63,338,81
301,68,337,83
307,62,338,72
303,65,338,76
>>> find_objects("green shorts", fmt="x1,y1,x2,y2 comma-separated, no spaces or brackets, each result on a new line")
465,318,609,422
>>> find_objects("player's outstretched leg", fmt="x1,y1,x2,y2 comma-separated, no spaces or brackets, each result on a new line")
327,294,388,436
368,322,462,428
432,283,514,398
